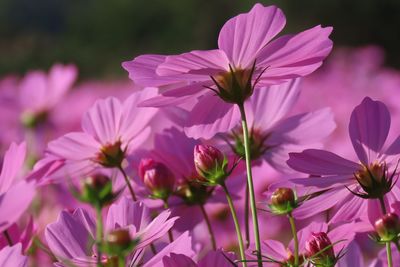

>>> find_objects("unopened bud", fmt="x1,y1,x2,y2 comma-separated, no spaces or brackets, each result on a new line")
194,145,228,185
375,213,400,242
139,158,175,199
305,232,335,266
269,188,297,214
80,174,113,206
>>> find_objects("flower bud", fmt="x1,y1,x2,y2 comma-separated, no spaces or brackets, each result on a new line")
96,140,125,168
105,229,137,257
139,158,175,200
80,174,114,207
374,212,400,242
305,232,335,266
194,145,228,185
269,188,297,214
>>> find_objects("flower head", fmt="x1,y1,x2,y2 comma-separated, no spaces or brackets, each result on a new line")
287,97,400,222
194,144,228,185
138,158,176,199
46,89,158,179
305,232,336,266
374,213,400,242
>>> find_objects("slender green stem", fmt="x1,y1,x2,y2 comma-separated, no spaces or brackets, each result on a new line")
118,166,137,201
238,103,262,267
163,201,174,242
386,242,393,267
118,255,125,267
244,184,250,248
199,204,217,250
3,231,12,246
221,182,247,267
95,205,104,267
379,197,387,214
288,213,299,266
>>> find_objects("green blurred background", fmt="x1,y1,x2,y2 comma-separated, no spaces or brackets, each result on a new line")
1,0,399,79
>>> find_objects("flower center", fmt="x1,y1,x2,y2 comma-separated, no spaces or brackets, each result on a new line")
96,140,125,168
349,161,398,199
230,127,269,160
209,64,256,104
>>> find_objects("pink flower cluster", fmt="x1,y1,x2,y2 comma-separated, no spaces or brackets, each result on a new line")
0,3,400,267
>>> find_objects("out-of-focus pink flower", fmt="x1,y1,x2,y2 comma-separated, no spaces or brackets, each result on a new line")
46,89,158,179
18,64,77,126
123,4,333,138
0,143,35,233
287,97,400,223
220,79,335,171
0,243,27,267
45,197,177,266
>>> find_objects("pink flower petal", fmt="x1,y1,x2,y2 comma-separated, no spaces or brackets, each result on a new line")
0,181,35,233
184,92,240,139
257,25,333,85
245,79,300,130
287,149,360,175
82,97,123,144
349,97,390,164
0,142,26,194
0,243,27,267
218,4,286,68
157,49,229,76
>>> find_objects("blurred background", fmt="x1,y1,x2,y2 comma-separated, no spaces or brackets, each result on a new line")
1,0,400,79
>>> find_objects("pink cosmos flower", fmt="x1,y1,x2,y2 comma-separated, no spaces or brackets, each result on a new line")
123,4,332,138
46,89,158,178
0,142,36,233
249,221,357,266
287,97,400,223
218,78,335,171
45,197,177,266
18,64,77,126
0,243,27,267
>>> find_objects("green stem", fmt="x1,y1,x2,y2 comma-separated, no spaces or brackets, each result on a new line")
118,166,137,201
96,205,103,267
386,242,393,267
199,204,217,250
288,213,299,266
163,201,174,242
244,184,250,248
3,231,12,246
379,197,387,214
238,103,262,267
221,182,247,267
118,255,125,267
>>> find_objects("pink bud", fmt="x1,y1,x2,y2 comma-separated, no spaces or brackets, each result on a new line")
374,212,400,241
194,145,224,174
138,158,175,199
305,232,335,260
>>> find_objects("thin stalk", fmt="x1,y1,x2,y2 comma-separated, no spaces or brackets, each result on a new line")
95,205,103,267
386,242,393,267
118,255,125,267
238,103,262,267
3,231,12,246
163,201,174,242
244,184,250,248
379,197,387,214
118,166,137,201
288,213,299,266
199,204,217,250
221,182,247,267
